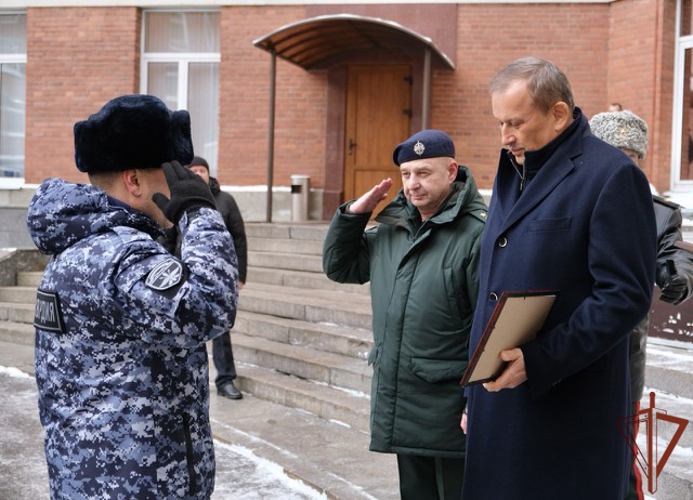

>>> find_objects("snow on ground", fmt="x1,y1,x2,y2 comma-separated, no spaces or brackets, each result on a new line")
0,366,326,500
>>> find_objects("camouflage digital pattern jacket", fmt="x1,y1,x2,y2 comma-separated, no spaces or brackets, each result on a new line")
26,178,238,499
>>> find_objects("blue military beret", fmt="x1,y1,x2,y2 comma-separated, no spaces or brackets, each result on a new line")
392,129,456,166
74,94,194,173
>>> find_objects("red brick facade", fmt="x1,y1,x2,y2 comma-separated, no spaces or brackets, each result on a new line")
608,0,677,190
219,6,328,189
22,2,681,216
434,3,610,188
25,7,141,184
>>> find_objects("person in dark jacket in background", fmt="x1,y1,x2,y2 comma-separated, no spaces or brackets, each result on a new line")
189,156,247,400
590,109,693,500
323,130,487,500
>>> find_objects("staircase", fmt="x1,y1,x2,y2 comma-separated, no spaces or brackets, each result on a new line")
0,224,376,435
1,224,692,499
231,223,373,433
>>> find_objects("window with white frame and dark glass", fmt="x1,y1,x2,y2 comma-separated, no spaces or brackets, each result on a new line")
0,13,26,178
142,11,220,175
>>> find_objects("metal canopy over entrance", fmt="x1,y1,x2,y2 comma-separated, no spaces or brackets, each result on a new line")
254,13,455,71
253,14,455,222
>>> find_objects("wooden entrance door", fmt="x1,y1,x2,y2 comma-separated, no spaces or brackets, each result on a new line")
344,65,411,214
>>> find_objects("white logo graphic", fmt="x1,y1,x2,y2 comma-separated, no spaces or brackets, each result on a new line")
413,141,425,156
146,260,183,291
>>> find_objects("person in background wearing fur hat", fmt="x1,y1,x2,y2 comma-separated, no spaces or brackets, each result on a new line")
323,130,487,499
590,109,693,500
26,94,239,499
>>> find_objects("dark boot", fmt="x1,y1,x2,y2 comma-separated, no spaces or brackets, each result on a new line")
217,381,243,400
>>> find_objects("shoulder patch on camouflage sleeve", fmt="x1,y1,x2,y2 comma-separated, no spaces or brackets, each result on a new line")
145,259,184,291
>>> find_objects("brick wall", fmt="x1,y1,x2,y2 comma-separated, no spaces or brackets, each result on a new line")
218,6,328,188
607,0,677,192
25,7,140,185
20,2,678,201
430,3,610,190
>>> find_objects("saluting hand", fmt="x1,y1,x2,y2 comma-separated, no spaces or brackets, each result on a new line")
483,348,527,392
348,178,393,215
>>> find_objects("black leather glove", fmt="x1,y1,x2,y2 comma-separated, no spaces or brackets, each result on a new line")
660,272,689,305
157,226,179,254
152,161,216,224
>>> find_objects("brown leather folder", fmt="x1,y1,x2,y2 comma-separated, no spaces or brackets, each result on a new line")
461,290,558,387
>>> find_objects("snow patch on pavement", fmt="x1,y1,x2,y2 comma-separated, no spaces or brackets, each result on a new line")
213,441,328,500
0,365,33,380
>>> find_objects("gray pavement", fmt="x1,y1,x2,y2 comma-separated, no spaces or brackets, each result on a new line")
0,366,326,500
0,341,398,500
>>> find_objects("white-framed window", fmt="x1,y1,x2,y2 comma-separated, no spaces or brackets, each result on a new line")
0,13,26,180
672,0,693,192
141,10,220,176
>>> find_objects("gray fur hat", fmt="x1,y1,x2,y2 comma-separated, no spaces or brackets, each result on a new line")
589,110,648,159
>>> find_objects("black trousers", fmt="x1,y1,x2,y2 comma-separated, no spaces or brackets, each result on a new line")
624,400,645,500
397,454,464,500
212,330,237,389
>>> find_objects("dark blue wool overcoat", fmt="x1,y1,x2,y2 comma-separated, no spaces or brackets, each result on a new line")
463,109,657,500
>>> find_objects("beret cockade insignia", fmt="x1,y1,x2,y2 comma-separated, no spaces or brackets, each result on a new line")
413,141,425,156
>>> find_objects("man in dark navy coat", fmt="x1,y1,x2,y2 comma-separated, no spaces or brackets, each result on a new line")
461,58,657,499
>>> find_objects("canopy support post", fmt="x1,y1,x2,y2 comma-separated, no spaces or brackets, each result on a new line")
422,47,431,130
266,48,277,223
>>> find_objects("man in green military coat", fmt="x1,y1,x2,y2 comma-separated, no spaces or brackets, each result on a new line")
323,130,486,499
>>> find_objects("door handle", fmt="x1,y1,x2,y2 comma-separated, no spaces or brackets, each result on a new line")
348,138,357,156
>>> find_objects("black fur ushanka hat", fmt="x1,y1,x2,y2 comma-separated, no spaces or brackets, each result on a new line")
74,94,194,173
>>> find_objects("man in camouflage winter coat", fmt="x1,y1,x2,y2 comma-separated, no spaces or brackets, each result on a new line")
26,95,238,499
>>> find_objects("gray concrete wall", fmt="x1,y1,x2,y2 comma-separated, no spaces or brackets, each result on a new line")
0,186,326,248
0,207,34,249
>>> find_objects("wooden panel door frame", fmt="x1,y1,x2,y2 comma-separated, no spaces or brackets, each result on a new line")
343,64,413,207
321,55,424,220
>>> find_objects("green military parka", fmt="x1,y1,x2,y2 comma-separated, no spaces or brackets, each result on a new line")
323,166,487,458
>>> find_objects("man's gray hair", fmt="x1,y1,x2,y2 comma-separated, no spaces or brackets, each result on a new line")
489,57,575,114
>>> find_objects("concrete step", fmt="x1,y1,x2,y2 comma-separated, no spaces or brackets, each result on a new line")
234,310,372,360
0,302,34,324
245,223,329,241
0,321,33,346
233,364,370,433
245,282,370,303
0,286,35,304
16,271,42,288
232,332,372,395
238,284,372,330
645,340,693,399
248,251,323,273
247,266,369,295
248,237,323,256
657,453,693,500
